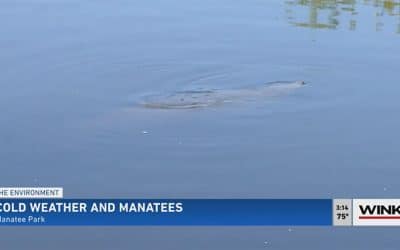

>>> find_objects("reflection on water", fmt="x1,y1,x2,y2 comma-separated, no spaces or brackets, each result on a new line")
286,0,400,33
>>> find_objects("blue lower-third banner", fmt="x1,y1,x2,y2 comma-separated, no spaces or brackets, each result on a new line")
0,199,332,226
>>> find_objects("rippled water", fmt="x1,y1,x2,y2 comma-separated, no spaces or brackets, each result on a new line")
1,0,400,249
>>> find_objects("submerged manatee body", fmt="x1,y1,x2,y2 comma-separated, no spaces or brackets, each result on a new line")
139,80,306,109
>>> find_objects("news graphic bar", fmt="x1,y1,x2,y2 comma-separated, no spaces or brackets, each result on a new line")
0,199,332,226
2,197,400,226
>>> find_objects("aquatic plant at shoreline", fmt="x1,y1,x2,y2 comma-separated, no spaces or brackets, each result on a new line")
285,0,400,33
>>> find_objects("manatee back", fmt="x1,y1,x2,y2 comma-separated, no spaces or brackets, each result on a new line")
140,90,222,109
138,80,305,109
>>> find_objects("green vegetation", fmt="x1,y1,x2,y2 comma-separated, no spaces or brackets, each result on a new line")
285,0,400,33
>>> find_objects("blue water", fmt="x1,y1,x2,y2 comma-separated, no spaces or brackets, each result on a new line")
1,0,400,248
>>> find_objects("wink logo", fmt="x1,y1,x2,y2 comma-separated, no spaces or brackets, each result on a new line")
354,199,400,226
359,205,400,215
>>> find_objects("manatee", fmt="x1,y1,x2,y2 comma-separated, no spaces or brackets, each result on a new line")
139,80,306,109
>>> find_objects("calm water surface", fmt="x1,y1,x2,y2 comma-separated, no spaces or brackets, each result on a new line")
1,0,400,249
